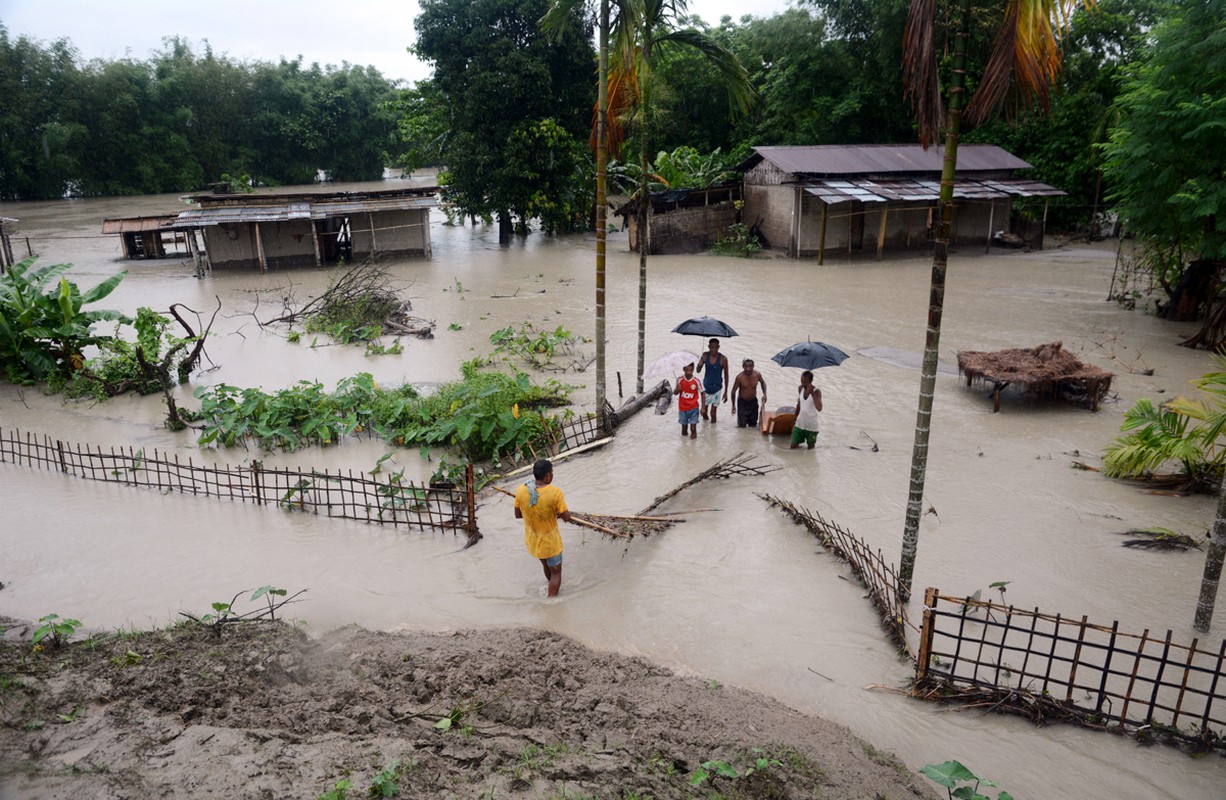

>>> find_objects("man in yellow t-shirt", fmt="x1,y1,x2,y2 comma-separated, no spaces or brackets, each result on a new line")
514,458,572,597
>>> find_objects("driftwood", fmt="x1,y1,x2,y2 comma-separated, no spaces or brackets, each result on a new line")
610,380,671,426
1111,527,1205,551
639,451,779,515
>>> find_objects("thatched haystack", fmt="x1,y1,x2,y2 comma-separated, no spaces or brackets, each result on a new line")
957,341,1113,412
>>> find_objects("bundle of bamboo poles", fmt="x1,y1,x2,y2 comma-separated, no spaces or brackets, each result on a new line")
490,485,679,540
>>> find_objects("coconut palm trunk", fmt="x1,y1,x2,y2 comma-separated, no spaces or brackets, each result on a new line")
596,0,609,424
898,0,972,598
1195,484,1226,630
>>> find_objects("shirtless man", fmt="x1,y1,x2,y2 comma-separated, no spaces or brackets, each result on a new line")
730,359,767,428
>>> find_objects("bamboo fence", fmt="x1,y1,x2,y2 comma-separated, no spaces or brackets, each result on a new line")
759,494,910,650
0,428,476,535
915,588,1226,753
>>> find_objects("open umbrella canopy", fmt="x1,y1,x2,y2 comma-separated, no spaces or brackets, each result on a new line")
671,316,739,338
642,350,699,381
771,340,850,370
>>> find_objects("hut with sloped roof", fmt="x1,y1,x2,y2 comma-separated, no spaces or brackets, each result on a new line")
739,144,1064,260
174,186,440,272
957,341,1113,412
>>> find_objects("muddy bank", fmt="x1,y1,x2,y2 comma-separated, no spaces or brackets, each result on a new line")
0,621,933,799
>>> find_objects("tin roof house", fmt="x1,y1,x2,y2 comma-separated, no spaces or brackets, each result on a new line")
739,144,1064,260
102,186,441,272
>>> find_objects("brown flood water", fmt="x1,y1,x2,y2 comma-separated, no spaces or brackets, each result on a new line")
2,180,1224,798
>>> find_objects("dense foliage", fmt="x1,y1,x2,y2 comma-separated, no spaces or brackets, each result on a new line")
0,31,398,199
1101,0,1226,261
1103,353,1226,492
189,362,573,463
0,258,127,383
413,0,596,239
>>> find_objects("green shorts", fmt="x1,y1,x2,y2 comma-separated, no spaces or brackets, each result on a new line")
791,427,818,447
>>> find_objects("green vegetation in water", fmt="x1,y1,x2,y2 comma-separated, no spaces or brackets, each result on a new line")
490,322,587,369
188,361,572,462
0,257,128,384
1102,351,1226,491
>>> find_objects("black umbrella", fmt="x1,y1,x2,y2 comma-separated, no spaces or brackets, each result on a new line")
771,340,850,370
672,316,739,338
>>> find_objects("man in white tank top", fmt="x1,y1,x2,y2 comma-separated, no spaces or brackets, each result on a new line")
790,370,822,450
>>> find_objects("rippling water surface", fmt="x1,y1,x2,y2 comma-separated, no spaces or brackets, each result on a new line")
2,180,1222,798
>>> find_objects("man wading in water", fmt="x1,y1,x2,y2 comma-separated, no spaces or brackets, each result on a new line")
695,338,729,423
514,459,572,597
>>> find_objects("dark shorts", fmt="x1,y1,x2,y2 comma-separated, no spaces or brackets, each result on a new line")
736,397,759,428
679,408,699,425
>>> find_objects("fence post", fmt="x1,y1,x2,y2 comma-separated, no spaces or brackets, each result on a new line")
465,463,477,536
56,440,67,473
916,587,939,680
251,460,263,504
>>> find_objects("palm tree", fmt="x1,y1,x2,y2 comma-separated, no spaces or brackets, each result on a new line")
615,1,753,392
898,0,1094,598
543,0,628,424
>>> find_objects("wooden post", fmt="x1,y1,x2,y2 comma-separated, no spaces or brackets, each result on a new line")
1065,615,1090,702
311,223,323,267
252,460,263,505
985,201,995,254
1041,199,1050,251
255,223,267,274
368,211,378,254
876,204,888,261
818,202,828,266
56,440,67,473
915,587,939,680
465,463,477,536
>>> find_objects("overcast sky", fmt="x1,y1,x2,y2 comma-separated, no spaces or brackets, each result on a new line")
0,0,794,85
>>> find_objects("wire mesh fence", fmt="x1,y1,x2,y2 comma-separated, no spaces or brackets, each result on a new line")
760,494,910,649
0,428,475,535
916,588,1226,753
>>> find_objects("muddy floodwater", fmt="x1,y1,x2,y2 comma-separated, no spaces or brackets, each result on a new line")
2,180,1225,799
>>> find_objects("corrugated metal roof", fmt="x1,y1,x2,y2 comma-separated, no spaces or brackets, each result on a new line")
752,144,1032,176
101,216,179,234
174,195,438,228
803,177,1064,204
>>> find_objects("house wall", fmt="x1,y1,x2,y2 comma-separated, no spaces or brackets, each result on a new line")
627,202,737,254
201,224,259,269
743,184,795,253
350,209,430,259
259,221,317,268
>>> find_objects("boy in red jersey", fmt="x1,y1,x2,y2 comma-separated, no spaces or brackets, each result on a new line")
674,363,700,439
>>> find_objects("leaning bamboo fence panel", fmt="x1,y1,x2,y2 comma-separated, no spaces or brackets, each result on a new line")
0,428,476,535
760,494,910,651
915,588,1226,753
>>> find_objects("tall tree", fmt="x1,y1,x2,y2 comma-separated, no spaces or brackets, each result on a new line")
414,0,595,244
897,0,1093,598
543,0,623,424
615,0,753,392
1102,0,1226,265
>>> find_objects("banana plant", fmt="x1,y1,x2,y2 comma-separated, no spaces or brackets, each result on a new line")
0,256,128,383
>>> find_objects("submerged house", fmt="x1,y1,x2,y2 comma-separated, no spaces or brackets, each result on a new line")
172,186,439,271
614,182,742,255
100,215,192,260
739,144,1064,260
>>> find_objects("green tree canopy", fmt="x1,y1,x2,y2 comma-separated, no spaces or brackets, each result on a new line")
413,0,596,240
1102,0,1226,260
